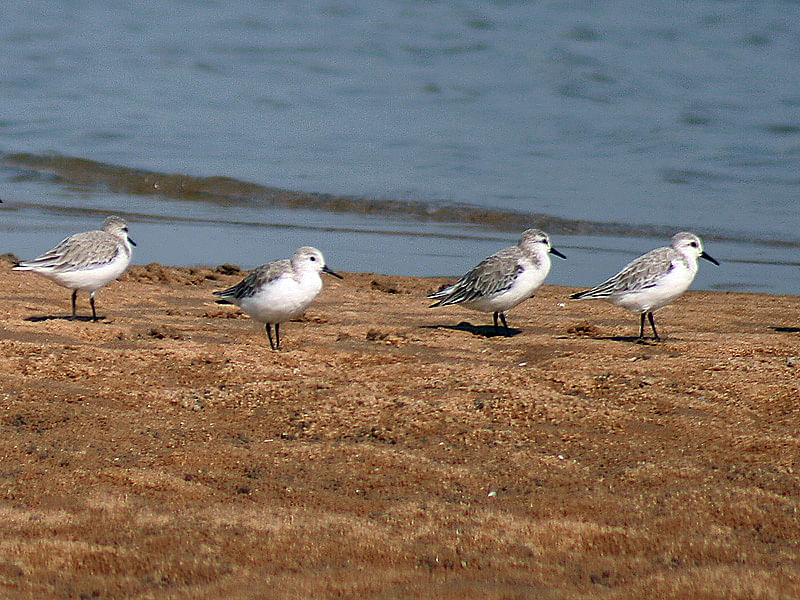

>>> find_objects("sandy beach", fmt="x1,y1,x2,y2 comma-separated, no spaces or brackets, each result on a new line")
0,255,798,599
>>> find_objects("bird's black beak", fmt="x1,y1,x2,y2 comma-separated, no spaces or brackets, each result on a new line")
323,265,343,279
700,251,718,266
128,236,137,247
550,247,567,259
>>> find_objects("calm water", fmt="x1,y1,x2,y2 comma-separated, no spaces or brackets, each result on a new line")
1,1,799,293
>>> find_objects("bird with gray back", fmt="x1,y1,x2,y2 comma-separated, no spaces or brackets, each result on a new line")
14,216,136,321
213,246,343,350
570,232,719,341
428,228,566,336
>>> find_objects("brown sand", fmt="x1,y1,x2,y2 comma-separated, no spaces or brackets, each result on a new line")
0,256,798,599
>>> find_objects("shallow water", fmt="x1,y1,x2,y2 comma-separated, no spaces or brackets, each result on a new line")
1,1,798,293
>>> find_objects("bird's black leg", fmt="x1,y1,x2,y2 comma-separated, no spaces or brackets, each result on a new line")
647,312,660,341
638,312,646,340
499,312,511,337
265,324,276,350
71,290,78,320
275,323,281,350
89,293,98,322
493,312,500,335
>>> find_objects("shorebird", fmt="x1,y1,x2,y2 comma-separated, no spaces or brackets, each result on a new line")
570,232,719,341
213,246,342,350
428,228,566,336
14,216,136,321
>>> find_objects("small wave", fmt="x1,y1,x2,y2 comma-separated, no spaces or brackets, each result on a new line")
564,25,603,42
760,123,800,136
402,43,490,58
660,168,737,185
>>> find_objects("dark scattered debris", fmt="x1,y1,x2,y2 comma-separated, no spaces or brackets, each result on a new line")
567,322,602,338
147,325,184,340
366,329,389,341
215,264,241,276
371,279,400,294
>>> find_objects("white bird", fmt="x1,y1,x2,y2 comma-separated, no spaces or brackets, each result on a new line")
213,246,343,350
428,228,566,336
570,232,719,340
14,216,136,321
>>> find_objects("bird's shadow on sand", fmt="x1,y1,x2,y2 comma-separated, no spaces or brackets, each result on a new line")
560,334,663,344
605,336,661,344
772,326,800,333
25,315,104,323
422,321,522,338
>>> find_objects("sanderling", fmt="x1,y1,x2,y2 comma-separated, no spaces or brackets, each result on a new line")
570,232,719,340
14,216,136,321
428,228,566,336
213,246,343,350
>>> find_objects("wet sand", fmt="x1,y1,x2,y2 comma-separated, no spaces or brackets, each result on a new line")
0,257,798,599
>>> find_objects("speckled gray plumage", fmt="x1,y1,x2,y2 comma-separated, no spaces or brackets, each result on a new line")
428,228,555,307
572,247,684,298
213,259,293,301
429,248,525,306
15,217,133,273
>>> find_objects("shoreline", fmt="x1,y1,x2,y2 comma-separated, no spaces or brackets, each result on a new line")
0,260,798,598
0,152,770,243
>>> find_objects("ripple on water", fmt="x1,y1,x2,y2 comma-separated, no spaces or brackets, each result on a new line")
759,123,800,136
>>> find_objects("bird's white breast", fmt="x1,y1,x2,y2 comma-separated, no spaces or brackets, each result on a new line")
237,272,323,324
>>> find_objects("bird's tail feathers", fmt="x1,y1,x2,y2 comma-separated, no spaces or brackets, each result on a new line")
427,283,455,301
571,287,613,300
212,289,234,304
428,286,461,308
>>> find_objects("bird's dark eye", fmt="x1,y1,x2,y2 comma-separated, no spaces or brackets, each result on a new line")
690,242,697,247
310,256,316,261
